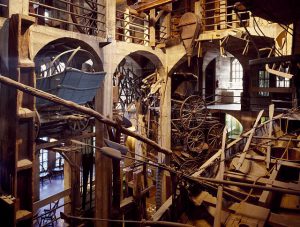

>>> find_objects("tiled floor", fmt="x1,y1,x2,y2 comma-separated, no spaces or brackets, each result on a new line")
34,176,65,227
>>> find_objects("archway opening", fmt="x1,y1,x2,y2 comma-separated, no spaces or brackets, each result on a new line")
33,38,102,218
112,51,164,217
225,113,243,139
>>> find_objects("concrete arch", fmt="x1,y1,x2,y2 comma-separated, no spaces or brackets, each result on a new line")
108,42,166,73
29,25,104,62
32,37,104,71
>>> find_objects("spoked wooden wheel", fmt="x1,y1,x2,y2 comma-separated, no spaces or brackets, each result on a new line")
207,123,224,149
70,0,98,35
180,95,207,130
68,114,90,132
186,129,205,153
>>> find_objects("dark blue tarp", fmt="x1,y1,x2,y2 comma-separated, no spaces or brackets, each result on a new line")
36,67,106,107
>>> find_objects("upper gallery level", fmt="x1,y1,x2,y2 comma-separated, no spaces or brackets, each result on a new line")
0,0,292,51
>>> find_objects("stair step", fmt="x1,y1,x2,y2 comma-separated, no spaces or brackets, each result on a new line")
16,210,32,222
17,159,33,171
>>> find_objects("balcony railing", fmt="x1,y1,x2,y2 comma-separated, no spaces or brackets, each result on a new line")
0,1,8,17
116,9,150,46
200,0,250,31
29,0,106,37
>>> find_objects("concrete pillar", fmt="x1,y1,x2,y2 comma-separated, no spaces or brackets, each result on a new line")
149,9,156,47
105,0,115,40
8,0,29,17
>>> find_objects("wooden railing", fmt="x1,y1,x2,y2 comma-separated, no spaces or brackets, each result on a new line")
200,0,250,31
116,9,150,45
28,0,106,37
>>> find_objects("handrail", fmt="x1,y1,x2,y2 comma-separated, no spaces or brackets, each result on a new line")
199,1,250,31
29,0,106,37
33,188,71,212
116,10,150,45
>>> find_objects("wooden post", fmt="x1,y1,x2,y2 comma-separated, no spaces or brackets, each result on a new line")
64,155,72,214
235,110,264,170
95,81,112,227
219,0,226,29
0,14,35,227
214,127,227,227
124,8,131,43
266,104,274,168
144,14,150,46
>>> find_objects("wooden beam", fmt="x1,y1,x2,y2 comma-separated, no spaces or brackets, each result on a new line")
151,9,164,25
0,75,172,155
33,188,71,212
151,196,172,221
36,132,96,150
235,110,264,170
134,0,173,12
250,87,294,93
214,127,227,227
266,104,274,169
249,54,300,65
259,164,281,206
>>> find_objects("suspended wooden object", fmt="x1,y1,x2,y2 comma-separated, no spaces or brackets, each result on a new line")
178,13,202,66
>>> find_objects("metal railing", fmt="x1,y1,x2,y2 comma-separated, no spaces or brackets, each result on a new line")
0,1,8,17
200,0,250,31
29,0,106,37
116,9,150,45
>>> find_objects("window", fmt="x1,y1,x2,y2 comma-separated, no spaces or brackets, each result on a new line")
258,70,269,96
276,77,290,88
55,152,64,168
231,58,243,85
226,114,243,139
39,149,48,172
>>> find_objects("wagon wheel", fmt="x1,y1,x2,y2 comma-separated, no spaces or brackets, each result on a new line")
180,95,207,130
114,64,142,112
207,123,225,149
186,129,205,153
68,114,90,132
68,98,96,132
70,0,99,35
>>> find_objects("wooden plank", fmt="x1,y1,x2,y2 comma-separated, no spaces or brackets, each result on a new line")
224,171,299,190
16,210,32,222
250,87,294,93
265,64,293,79
36,132,96,150
268,213,300,227
214,127,227,227
266,104,274,169
151,196,172,221
249,54,300,65
33,188,71,212
17,159,32,171
235,110,264,171
259,165,281,206
134,0,173,12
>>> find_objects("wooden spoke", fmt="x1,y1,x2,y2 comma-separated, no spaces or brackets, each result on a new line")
207,123,225,150
68,114,90,132
186,129,205,153
70,0,98,35
180,95,207,130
